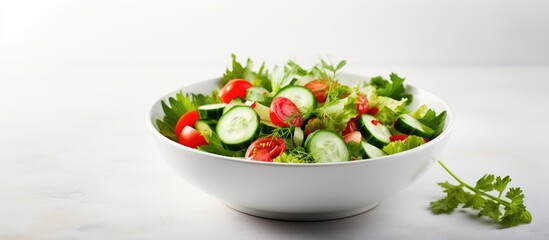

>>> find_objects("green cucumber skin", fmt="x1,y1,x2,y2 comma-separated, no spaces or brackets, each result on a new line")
360,141,387,159
304,129,350,163
216,106,259,151
357,115,391,148
274,85,317,119
195,119,217,137
198,106,225,120
394,115,434,139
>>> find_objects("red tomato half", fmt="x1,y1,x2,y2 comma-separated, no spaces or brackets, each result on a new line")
269,97,304,127
245,137,286,162
343,131,362,143
342,117,359,135
175,110,200,137
356,94,369,115
304,79,336,103
178,126,208,148
219,79,253,103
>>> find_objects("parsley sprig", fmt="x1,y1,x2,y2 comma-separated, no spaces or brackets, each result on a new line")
431,161,532,228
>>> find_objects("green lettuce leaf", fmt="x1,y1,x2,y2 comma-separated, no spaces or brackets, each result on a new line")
382,135,425,155
198,131,245,157
370,95,408,125
346,141,363,160
222,54,271,91
370,73,413,103
317,95,358,133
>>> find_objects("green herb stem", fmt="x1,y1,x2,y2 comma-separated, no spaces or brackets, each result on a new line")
437,161,511,206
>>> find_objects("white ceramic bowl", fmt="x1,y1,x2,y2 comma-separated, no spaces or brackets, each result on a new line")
147,74,454,221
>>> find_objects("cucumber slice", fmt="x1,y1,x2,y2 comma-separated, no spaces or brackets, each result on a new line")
360,141,387,159
304,130,350,163
195,119,217,137
197,103,226,120
275,85,317,119
357,114,392,148
217,106,259,150
246,86,273,105
394,114,435,138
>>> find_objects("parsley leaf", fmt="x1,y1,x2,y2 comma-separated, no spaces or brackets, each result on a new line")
431,161,532,228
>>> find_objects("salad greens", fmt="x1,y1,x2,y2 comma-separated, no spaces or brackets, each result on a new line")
156,55,448,163
432,161,532,228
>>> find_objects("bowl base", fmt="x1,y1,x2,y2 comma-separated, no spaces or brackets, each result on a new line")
224,202,379,221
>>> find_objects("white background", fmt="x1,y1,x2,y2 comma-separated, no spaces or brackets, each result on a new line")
2,1,549,239
2,0,549,67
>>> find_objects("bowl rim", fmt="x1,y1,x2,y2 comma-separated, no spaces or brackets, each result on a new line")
147,73,454,167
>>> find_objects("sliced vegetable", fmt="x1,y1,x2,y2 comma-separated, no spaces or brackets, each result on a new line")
178,126,208,148
356,94,369,115
305,130,350,163
197,103,227,119
219,79,253,104
304,79,334,103
342,118,359,135
274,85,317,119
269,97,304,127
195,119,217,137
394,114,435,139
360,141,387,159
357,114,392,148
343,131,362,143
245,136,286,162
216,106,259,150
174,110,200,137
390,134,408,142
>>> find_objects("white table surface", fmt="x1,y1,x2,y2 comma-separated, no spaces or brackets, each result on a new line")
1,64,548,239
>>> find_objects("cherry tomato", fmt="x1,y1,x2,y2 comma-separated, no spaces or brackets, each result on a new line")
367,106,379,116
245,137,286,162
178,126,208,148
219,79,253,103
389,134,408,142
342,117,359,135
304,79,336,103
356,94,369,115
174,110,200,137
269,97,304,127
343,131,362,143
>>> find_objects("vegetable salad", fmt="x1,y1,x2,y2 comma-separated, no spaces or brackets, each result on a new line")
156,55,447,163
